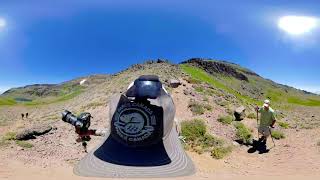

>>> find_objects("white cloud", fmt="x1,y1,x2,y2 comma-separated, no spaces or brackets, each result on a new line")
0,86,12,94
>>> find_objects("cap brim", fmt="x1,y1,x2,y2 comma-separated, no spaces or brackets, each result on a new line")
74,126,195,178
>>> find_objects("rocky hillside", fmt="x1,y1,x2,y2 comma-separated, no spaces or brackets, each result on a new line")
1,75,111,103
181,58,320,107
1,58,319,129
1,59,320,177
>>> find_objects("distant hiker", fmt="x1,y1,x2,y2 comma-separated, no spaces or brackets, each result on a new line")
255,100,276,145
21,113,24,119
26,113,29,118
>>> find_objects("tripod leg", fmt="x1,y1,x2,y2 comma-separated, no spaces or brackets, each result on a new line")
269,128,276,148
82,141,88,153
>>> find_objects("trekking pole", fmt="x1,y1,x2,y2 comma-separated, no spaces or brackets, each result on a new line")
269,127,276,148
256,109,259,139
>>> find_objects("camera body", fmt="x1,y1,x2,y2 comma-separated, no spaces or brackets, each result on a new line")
61,110,91,132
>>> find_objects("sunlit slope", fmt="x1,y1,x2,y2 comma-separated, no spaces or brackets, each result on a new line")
181,59,320,107
0,75,110,106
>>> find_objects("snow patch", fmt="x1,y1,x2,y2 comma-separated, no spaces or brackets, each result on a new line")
80,79,87,86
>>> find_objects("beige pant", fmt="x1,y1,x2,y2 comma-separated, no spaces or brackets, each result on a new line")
258,126,271,137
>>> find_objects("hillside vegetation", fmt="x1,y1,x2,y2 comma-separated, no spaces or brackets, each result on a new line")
181,59,320,108
0,75,110,106
1,59,320,178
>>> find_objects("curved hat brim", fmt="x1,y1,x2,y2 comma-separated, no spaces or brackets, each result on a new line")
74,126,195,178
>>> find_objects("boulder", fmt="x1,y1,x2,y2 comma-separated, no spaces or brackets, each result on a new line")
234,106,246,121
16,125,53,140
169,79,181,88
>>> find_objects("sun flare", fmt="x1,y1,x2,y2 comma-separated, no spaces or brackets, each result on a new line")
0,18,6,28
278,16,317,35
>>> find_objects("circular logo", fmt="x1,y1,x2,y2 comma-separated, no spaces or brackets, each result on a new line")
113,102,156,143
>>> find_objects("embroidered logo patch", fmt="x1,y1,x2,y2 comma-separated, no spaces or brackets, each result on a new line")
113,102,156,142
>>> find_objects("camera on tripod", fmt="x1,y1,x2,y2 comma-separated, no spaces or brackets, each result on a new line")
61,110,93,151
62,110,92,132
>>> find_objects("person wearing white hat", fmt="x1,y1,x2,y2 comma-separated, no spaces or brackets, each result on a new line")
255,99,276,145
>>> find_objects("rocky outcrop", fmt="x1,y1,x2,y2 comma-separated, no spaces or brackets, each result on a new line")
16,125,53,140
234,106,246,121
182,58,249,81
169,79,181,88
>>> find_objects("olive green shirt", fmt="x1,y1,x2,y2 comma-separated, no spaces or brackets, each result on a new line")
259,107,276,127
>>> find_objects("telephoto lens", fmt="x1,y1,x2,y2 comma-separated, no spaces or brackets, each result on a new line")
61,110,84,128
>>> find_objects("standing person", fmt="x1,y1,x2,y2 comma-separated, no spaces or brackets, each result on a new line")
255,100,276,145
21,113,24,119
26,113,29,118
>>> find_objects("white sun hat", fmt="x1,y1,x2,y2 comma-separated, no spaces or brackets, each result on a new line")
263,99,270,108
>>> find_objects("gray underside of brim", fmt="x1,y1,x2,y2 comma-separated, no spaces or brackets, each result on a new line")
74,127,196,178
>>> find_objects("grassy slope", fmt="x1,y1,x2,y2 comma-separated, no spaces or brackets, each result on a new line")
0,84,85,107
0,97,17,106
22,87,84,106
181,64,259,105
181,63,320,107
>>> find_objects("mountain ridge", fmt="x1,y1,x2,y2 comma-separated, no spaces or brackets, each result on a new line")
1,59,319,107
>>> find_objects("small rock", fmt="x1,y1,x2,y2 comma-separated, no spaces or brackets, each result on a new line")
234,106,246,121
232,141,240,146
183,89,189,95
17,147,24,151
169,79,181,88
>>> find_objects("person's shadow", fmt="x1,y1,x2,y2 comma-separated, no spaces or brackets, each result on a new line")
235,139,270,154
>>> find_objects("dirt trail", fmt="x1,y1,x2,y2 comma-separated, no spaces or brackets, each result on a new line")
1,127,320,180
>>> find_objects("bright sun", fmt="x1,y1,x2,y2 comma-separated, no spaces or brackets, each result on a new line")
0,18,6,28
278,16,318,35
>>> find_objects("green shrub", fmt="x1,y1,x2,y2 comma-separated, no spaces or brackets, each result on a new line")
186,77,201,84
278,121,289,129
0,132,17,148
204,89,216,96
200,133,224,150
188,100,205,115
0,139,9,147
217,115,234,125
181,119,232,159
203,103,212,111
194,146,204,154
3,132,17,141
271,130,285,139
225,107,233,115
247,112,256,119
188,100,213,115
234,122,253,144
211,146,233,159
203,96,209,102
216,100,228,107
181,119,206,142
194,86,205,93
16,140,34,148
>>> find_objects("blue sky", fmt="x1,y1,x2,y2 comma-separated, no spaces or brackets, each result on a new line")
0,0,320,93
